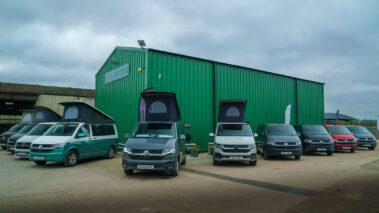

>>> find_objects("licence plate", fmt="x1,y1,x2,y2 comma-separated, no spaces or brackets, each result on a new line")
317,148,327,151
281,152,292,155
230,156,243,160
363,144,371,147
33,156,45,160
342,147,351,150
137,165,154,170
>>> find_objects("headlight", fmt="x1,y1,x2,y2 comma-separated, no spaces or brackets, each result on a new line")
123,147,132,154
267,141,276,145
304,139,312,143
353,138,357,142
162,148,175,155
215,143,223,148
52,143,65,149
329,139,334,143
295,141,302,146
247,144,256,149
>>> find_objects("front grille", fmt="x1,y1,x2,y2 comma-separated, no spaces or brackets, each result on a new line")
221,148,250,153
223,145,248,149
335,140,355,144
275,142,297,146
30,148,54,153
32,144,54,148
16,142,31,149
7,140,15,145
30,144,54,153
129,155,165,160
131,149,163,154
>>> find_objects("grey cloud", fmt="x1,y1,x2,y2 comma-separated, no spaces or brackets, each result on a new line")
0,0,378,119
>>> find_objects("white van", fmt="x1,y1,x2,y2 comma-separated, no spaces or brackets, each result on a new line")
210,100,257,166
15,122,56,159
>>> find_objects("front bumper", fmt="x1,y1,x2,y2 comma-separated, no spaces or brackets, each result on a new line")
303,143,334,153
265,145,302,157
29,149,65,162
213,147,257,162
14,149,30,159
334,143,357,151
0,139,8,147
7,143,15,152
357,141,376,148
122,153,177,171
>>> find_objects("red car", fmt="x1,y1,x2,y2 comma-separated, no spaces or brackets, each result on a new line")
325,125,357,153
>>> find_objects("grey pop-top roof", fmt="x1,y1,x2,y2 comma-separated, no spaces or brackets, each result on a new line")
59,102,114,123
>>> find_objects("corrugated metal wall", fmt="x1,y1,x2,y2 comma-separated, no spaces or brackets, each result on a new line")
215,64,297,131
95,47,325,150
147,51,214,151
95,48,146,143
297,79,325,124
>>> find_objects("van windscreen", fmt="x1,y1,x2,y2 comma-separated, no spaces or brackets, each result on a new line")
267,125,297,135
347,126,370,134
217,124,252,136
132,123,174,139
301,125,328,135
326,126,350,134
45,123,78,136
28,124,53,136
8,124,25,132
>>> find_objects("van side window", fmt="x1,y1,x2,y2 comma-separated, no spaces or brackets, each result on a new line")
91,124,115,136
77,125,90,137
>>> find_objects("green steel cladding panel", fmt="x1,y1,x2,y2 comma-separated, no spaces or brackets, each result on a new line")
297,80,324,124
215,64,298,132
147,51,214,151
95,48,146,143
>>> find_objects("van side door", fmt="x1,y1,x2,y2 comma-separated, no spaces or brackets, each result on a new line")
90,124,117,156
74,124,92,158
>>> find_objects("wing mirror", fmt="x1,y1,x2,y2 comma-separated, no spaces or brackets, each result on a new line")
209,133,215,137
124,133,130,139
253,133,258,137
180,134,186,140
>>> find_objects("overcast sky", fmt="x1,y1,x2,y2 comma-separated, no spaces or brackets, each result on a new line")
0,0,378,119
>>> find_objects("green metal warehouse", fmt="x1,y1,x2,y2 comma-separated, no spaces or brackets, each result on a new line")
95,47,324,150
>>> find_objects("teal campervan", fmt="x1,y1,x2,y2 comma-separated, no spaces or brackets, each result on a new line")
30,102,118,167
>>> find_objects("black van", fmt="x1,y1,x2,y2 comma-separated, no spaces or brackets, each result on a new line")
255,124,302,160
122,90,187,176
295,125,334,155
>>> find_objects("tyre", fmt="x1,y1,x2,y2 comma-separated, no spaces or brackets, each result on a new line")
106,146,115,159
213,157,220,165
263,148,270,160
327,151,333,156
34,161,47,166
64,150,79,167
350,149,355,153
295,155,301,160
170,159,179,177
124,169,134,175
369,147,375,151
249,160,257,166
180,155,186,165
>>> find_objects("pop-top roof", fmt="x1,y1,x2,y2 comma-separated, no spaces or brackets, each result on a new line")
139,88,181,122
33,106,62,123
219,100,247,123
59,102,114,123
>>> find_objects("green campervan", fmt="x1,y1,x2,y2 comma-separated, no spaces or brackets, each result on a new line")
29,102,118,167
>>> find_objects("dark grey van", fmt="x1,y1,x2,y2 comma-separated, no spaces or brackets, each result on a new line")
295,125,334,155
347,125,377,150
255,124,302,160
122,90,187,176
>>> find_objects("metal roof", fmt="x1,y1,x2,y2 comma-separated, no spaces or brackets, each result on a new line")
0,82,95,98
